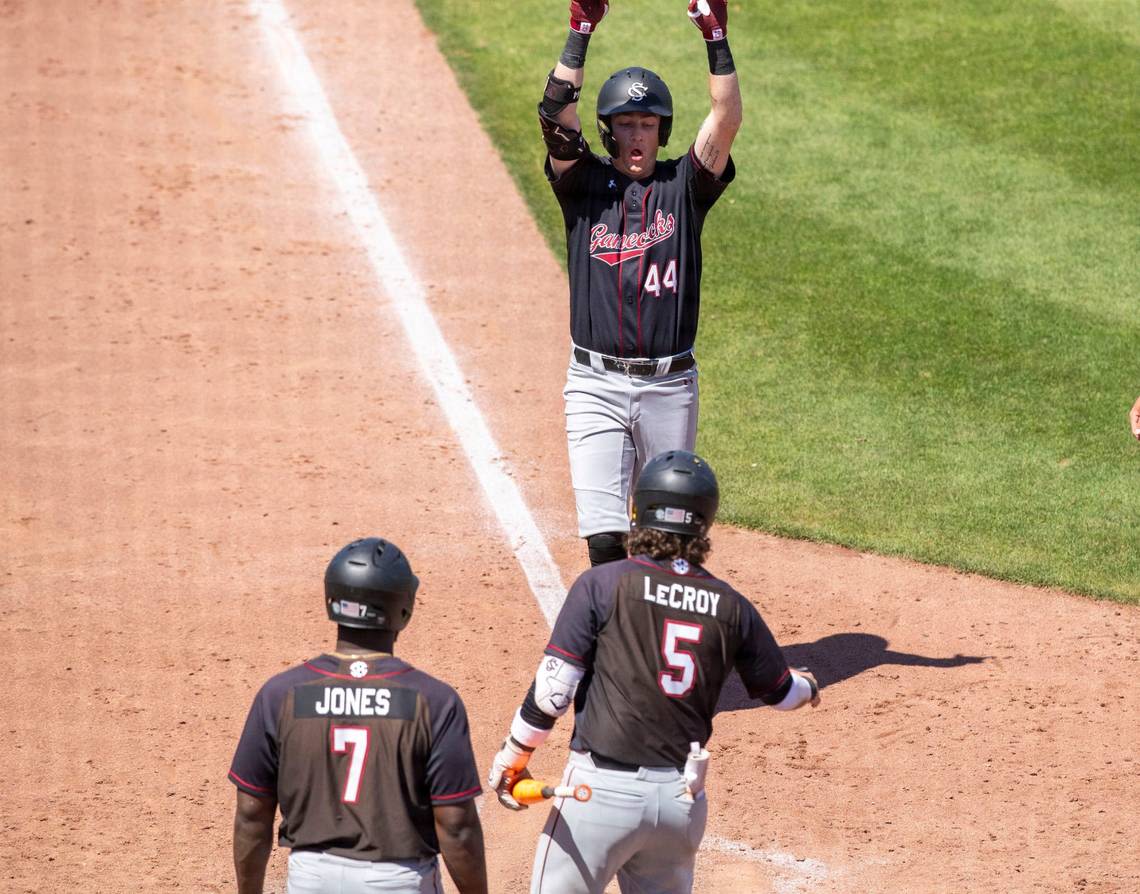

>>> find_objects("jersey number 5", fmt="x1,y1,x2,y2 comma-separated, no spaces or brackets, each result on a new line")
332,726,370,803
659,619,703,697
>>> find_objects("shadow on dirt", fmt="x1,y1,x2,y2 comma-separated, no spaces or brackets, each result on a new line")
715,632,988,713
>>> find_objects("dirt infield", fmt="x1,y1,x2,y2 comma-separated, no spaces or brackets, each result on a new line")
2,1,1137,892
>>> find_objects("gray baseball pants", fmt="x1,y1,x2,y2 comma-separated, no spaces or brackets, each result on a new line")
286,850,443,893
564,350,699,539
530,750,709,894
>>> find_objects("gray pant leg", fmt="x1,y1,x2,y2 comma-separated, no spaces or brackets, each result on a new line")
530,758,649,894
616,781,708,894
630,368,699,485
564,361,637,537
288,851,443,894
531,754,706,894
286,851,334,894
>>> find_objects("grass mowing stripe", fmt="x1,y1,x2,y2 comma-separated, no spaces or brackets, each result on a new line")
756,0,1140,199
702,201,1139,600
1048,0,1140,47
718,50,1139,325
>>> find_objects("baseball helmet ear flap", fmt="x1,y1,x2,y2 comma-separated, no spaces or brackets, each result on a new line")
632,450,719,537
596,66,673,157
324,538,419,632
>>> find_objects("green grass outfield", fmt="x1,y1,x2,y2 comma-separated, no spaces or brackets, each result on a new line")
415,0,1140,602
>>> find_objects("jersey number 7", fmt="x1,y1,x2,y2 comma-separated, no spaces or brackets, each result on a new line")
331,726,370,803
658,619,703,697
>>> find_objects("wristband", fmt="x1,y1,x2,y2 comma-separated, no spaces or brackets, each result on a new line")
560,29,592,69
772,672,814,711
706,38,735,75
510,709,553,750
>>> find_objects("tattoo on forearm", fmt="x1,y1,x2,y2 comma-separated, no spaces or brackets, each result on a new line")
698,137,720,170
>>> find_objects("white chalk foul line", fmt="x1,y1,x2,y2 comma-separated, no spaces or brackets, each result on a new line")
250,0,832,885
250,0,563,627
702,835,833,893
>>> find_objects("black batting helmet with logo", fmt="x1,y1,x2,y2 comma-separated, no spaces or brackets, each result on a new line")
632,450,719,537
596,66,673,157
324,537,419,631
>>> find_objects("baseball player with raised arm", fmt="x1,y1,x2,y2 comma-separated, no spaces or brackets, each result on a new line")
540,1,742,567
487,450,821,893
229,537,487,894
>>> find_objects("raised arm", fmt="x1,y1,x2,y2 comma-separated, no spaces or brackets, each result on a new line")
688,0,742,178
541,1,609,176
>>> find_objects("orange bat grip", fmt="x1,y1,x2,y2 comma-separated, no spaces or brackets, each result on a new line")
511,779,550,805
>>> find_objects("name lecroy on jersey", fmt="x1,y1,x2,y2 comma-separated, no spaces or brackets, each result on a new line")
642,573,721,617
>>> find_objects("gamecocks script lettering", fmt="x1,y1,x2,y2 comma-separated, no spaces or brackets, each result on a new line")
589,210,676,267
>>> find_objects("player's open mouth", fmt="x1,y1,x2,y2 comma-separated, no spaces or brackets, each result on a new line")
630,149,644,161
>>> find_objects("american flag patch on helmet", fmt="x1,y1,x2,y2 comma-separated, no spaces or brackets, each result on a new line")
332,600,368,619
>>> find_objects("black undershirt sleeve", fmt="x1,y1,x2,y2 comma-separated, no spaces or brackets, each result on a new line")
519,681,556,730
757,672,794,705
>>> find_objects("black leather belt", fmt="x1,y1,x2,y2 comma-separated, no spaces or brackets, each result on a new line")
573,346,695,378
589,752,642,772
589,751,683,773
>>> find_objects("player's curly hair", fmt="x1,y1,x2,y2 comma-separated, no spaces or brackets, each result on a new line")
626,527,711,566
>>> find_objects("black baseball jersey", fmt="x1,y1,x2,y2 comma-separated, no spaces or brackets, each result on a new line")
228,654,481,862
547,146,735,359
546,555,790,769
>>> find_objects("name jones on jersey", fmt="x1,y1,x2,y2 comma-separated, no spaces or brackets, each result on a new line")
313,687,391,716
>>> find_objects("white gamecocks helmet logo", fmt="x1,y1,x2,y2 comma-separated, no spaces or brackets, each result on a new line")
627,81,648,101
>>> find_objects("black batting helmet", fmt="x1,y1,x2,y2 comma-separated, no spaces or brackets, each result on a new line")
596,67,673,157
324,537,419,632
632,450,719,537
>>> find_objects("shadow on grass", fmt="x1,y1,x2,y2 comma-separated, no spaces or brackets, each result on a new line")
715,632,988,713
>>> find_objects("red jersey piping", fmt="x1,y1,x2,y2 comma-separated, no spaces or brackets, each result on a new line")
546,643,583,661
432,785,482,803
635,186,652,355
228,770,273,795
616,197,628,356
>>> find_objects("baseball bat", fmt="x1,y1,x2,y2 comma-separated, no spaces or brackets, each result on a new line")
511,779,593,806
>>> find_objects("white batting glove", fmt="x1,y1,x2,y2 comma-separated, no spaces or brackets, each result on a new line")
487,737,534,811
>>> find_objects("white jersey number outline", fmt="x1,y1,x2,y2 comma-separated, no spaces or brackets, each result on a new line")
331,726,370,803
643,259,678,298
658,619,703,697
